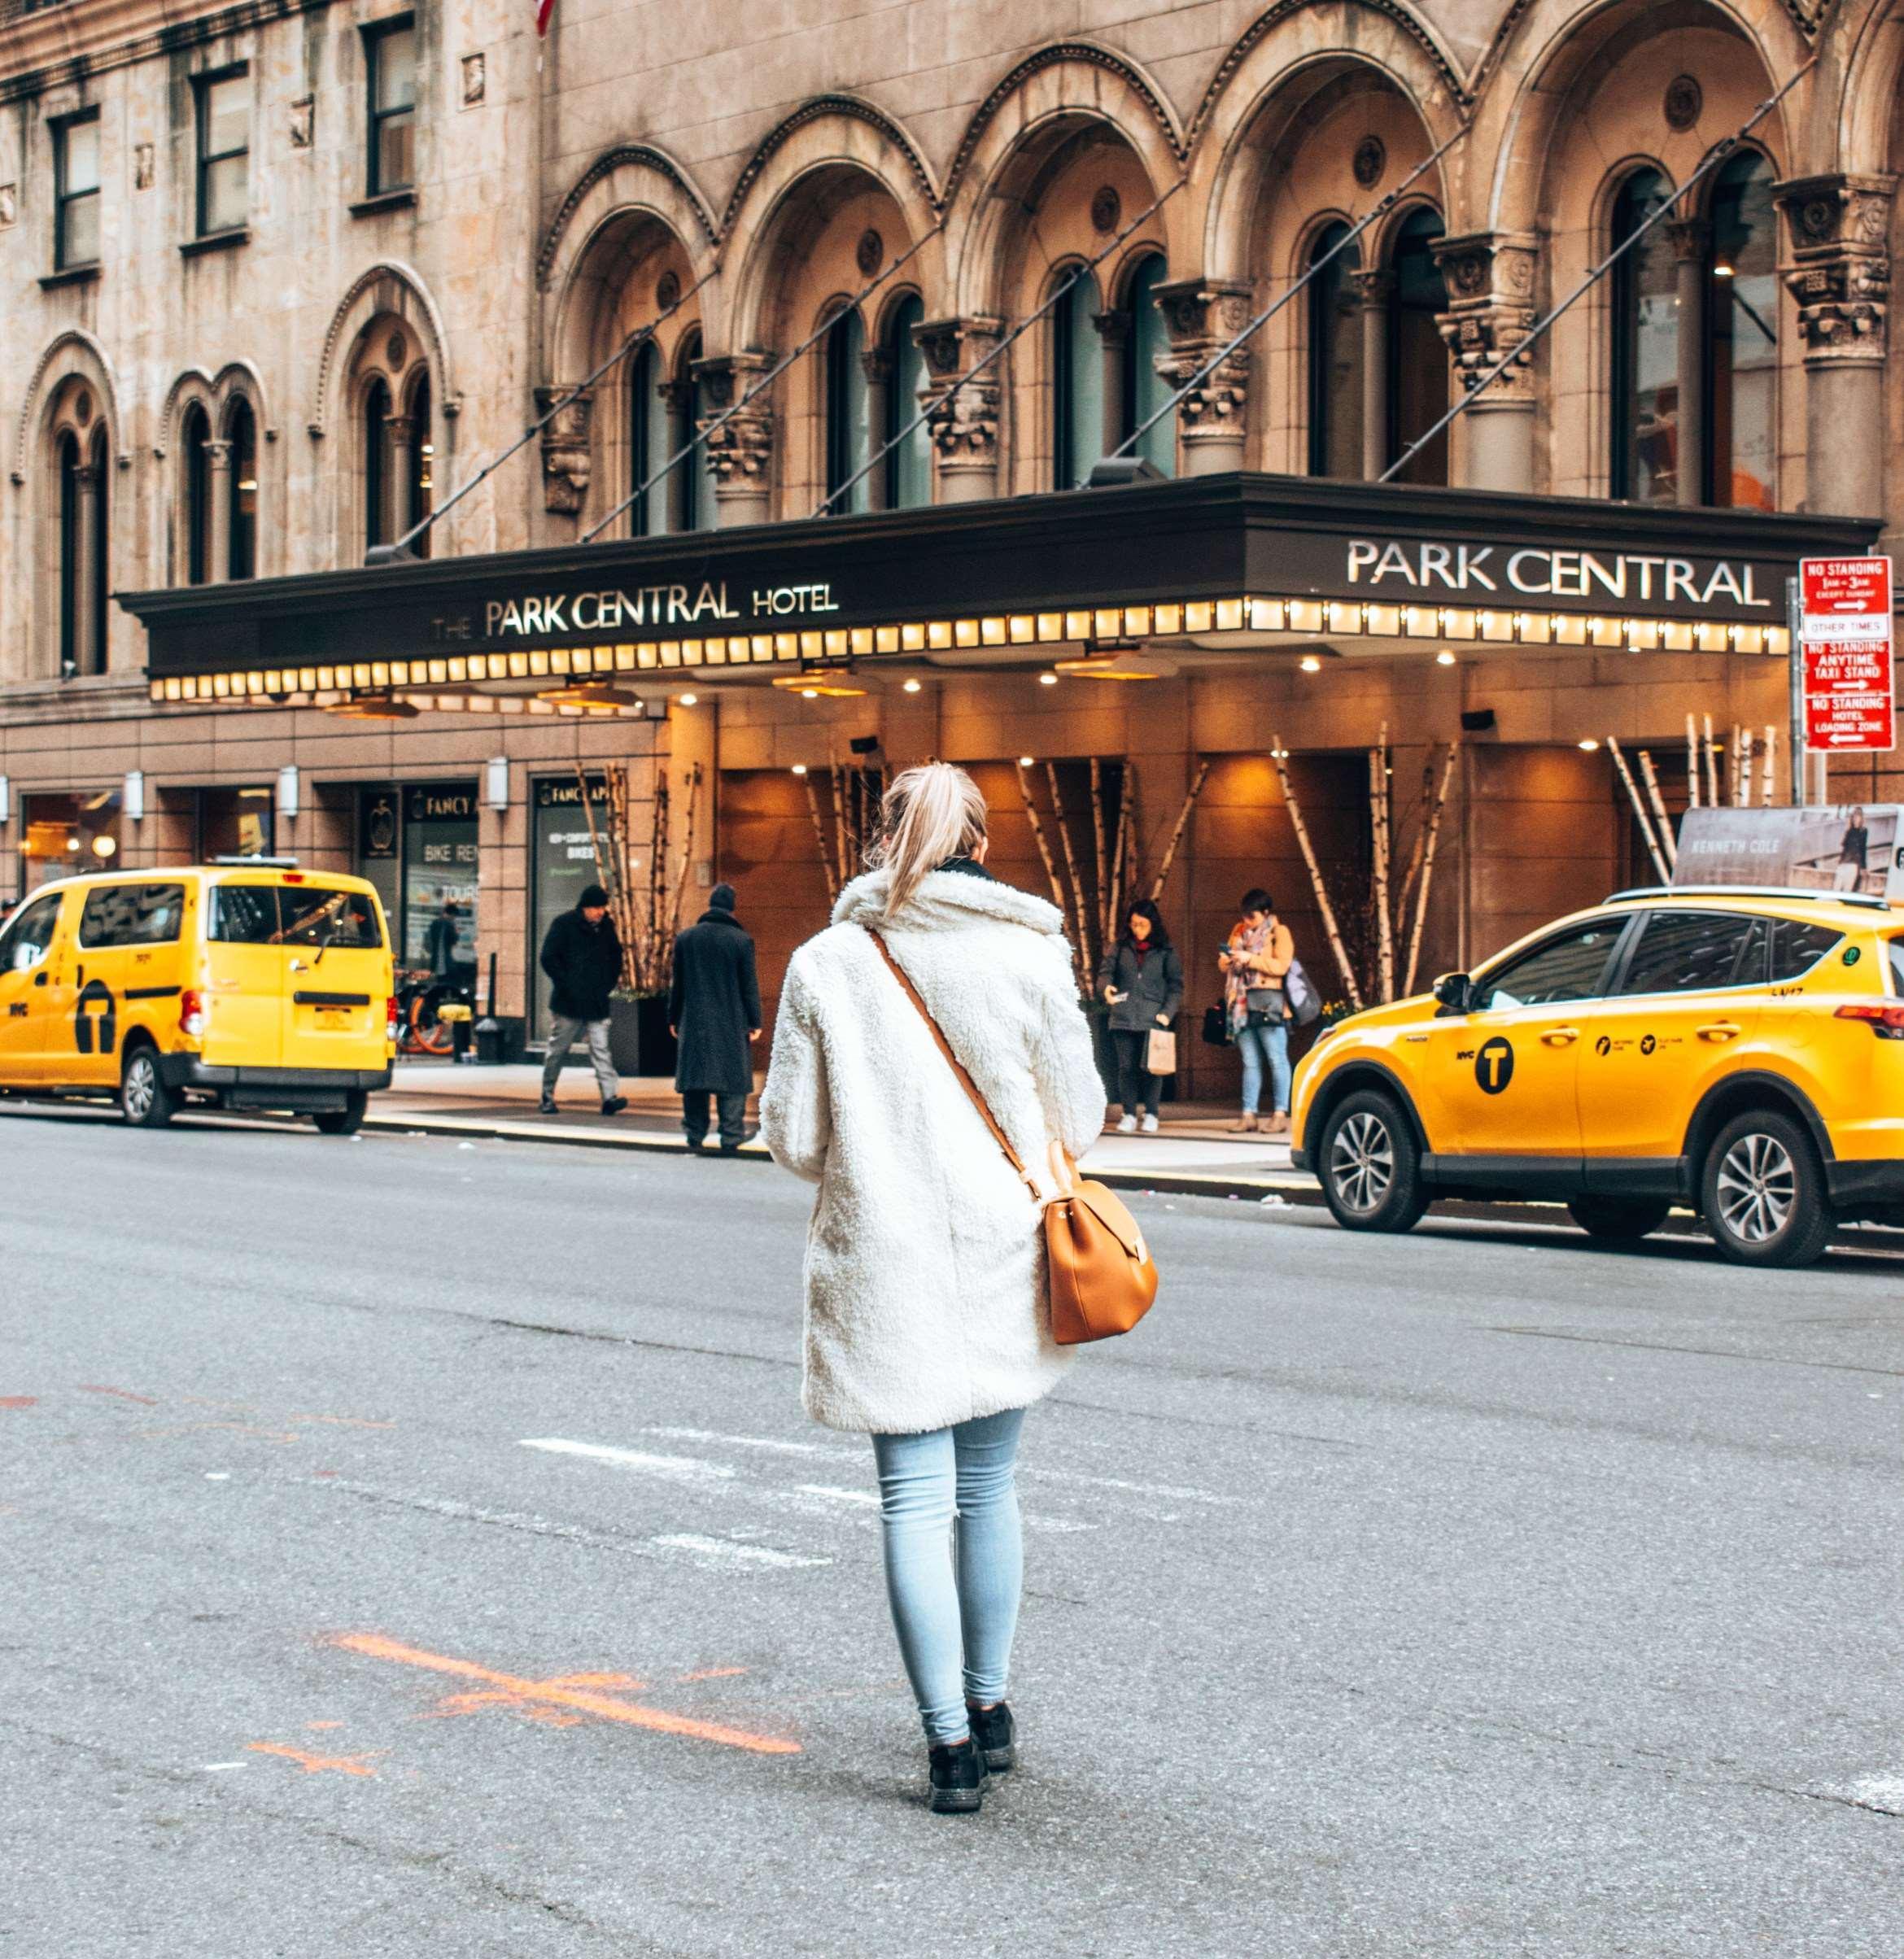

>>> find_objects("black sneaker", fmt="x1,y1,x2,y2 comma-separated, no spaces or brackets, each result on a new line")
717,1125,760,1155
600,1095,628,1115
928,1738,986,1814
537,1095,557,1115
967,1701,1015,1773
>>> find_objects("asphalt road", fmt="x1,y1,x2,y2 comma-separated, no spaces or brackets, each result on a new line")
4,1111,1901,1958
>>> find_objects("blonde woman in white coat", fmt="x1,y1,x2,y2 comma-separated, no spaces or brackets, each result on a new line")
760,761,1105,1813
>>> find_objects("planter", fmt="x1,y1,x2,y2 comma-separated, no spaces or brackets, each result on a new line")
609,993,678,1078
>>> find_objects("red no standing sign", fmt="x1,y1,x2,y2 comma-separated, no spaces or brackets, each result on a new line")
1800,556,1895,753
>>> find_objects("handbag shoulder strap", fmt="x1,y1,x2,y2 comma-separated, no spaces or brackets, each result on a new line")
863,926,1041,1200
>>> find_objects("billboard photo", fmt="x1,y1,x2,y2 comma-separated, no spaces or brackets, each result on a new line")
1674,805,1904,901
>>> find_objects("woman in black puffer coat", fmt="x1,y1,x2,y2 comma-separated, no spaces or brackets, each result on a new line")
1096,900,1183,1133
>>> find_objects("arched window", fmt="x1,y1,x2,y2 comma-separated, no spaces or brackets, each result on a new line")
1051,267,1105,491
407,373,433,559
363,377,391,552
56,425,107,676
1707,152,1778,511
823,306,871,515
57,431,81,675
1119,254,1175,477
1609,170,1678,503
181,404,212,586
672,333,714,533
226,398,258,580
627,340,670,537
1387,210,1449,486
1308,223,1365,479
884,295,929,509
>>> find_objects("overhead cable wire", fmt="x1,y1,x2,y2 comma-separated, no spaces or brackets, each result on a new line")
582,224,945,544
1378,59,1815,485
810,177,1188,520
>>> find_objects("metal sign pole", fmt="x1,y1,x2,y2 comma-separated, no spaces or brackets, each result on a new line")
1787,574,1803,807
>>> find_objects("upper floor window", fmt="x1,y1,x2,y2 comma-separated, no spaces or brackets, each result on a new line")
57,425,108,677
364,377,392,551
627,340,669,537
54,113,100,270
366,18,417,196
884,295,929,510
673,333,714,533
1707,151,1777,512
226,398,258,580
1387,209,1448,486
823,306,871,515
1308,223,1365,479
405,373,433,557
195,68,249,235
1118,254,1175,477
1609,168,1677,503
182,404,212,585
1051,267,1104,491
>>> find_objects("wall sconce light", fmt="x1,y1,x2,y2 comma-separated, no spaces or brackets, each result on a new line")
484,756,510,810
276,765,300,821
123,770,146,822
0,775,10,827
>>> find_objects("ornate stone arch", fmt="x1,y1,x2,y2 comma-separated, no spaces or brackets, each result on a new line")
538,142,718,293
721,94,941,238
1835,0,1904,177
12,329,124,486
308,260,458,441
155,367,218,462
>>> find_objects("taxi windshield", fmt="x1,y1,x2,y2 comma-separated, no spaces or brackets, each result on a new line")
210,885,382,949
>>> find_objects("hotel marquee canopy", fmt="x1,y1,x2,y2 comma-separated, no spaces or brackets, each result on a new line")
120,474,1879,709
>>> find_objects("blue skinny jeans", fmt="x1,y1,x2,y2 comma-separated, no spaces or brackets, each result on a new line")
1235,1017,1292,1114
870,1406,1026,1746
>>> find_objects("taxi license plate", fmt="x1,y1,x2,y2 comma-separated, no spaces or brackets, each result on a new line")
316,1007,352,1029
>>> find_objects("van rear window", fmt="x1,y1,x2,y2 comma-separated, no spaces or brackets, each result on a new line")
210,885,383,949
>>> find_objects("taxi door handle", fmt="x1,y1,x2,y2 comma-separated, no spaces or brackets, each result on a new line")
1541,1026,1579,1046
1697,1021,1742,1042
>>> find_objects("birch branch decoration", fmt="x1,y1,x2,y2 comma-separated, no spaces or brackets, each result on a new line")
1272,741,1363,1012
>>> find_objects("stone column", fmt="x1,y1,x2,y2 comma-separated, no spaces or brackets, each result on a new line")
382,413,416,541
1432,232,1540,492
858,345,893,511
1093,306,1130,462
72,459,100,674
1775,173,1895,519
1667,218,1708,507
1154,279,1252,475
205,438,233,582
915,316,1003,504
535,385,594,517
1352,269,1393,481
692,352,776,527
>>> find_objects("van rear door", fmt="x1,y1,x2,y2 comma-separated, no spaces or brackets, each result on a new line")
275,881,389,1071
202,880,286,1069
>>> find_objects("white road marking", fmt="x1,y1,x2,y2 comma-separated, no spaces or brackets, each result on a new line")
795,1483,880,1507
201,1761,250,1772
644,1425,850,1459
1847,1774,1904,1813
1028,1468,1235,1505
519,1438,736,1482
650,1534,830,1570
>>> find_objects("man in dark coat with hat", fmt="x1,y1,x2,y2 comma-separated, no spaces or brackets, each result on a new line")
669,884,762,1153
538,883,629,1117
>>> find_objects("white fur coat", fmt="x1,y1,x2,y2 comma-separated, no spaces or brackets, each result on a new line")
759,866,1107,1434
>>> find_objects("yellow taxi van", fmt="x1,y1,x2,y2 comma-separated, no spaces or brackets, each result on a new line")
1290,886,1904,1267
0,862,395,1132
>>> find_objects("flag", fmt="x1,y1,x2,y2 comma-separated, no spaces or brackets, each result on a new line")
536,0,556,34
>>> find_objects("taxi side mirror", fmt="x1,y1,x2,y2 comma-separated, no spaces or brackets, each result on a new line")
1432,971,1473,1013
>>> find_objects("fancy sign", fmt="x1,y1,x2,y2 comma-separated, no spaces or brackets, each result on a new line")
1800,556,1894,753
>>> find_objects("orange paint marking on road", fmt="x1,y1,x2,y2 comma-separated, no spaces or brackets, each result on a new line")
420,1670,644,1728
677,1667,749,1682
286,1413,398,1429
78,1385,159,1405
305,1721,344,1731
325,1634,800,1756
247,1741,382,1778
0,1397,37,1410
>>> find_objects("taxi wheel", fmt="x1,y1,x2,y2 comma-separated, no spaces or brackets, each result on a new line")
1566,1197,1671,1243
1700,1110,1834,1269
1318,1089,1427,1234
313,1092,369,1137
120,1045,176,1129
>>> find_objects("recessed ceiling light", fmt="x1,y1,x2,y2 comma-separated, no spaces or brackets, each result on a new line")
902,678,922,694
1435,650,1457,667
1578,739,1602,752
1039,672,1059,686
791,764,808,775
1018,756,1035,768
1299,655,1322,674
678,692,697,706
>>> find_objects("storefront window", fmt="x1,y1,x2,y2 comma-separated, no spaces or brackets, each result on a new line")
1120,254,1175,478
530,775,609,1041
1051,267,1104,491
358,784,478,982
1387,210,1449,487
1609,169,1677,504
198,786,275,860
20,790,121,890
823,305,871,515
1707,152,1778,513
1308,222,1364,480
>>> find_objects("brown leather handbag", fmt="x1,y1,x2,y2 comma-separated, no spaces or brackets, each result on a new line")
867,929,1159,1346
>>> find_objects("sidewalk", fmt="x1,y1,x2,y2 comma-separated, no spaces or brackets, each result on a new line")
377,1061,1317,1202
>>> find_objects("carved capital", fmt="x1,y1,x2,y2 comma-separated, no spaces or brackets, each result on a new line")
535,386,593,515
914,315,1002,381
1775,173,1895,363
1666,216,1709,266
1151,279,1251,443
1092,308,1132,349
911,317,1004,465
1153,277,1252,351
858,346,894,387
1348,268,1394,309
1431,232,1539,405
690,355,775,485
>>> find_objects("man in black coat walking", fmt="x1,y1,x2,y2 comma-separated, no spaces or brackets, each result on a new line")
669,884,762,1153
539,884,629,1116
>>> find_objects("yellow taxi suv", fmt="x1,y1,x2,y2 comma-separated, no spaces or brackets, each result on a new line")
0,863,395,1133
1290,887,1904,1267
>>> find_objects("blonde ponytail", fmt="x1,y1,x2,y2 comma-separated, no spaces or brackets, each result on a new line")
868,762,988,920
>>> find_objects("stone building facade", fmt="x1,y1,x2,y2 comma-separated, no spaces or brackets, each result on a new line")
1,0,1900,1089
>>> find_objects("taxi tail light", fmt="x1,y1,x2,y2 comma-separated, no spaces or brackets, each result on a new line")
1834,1002,1904,1040
386,995,400,1043
179,988,207,1040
